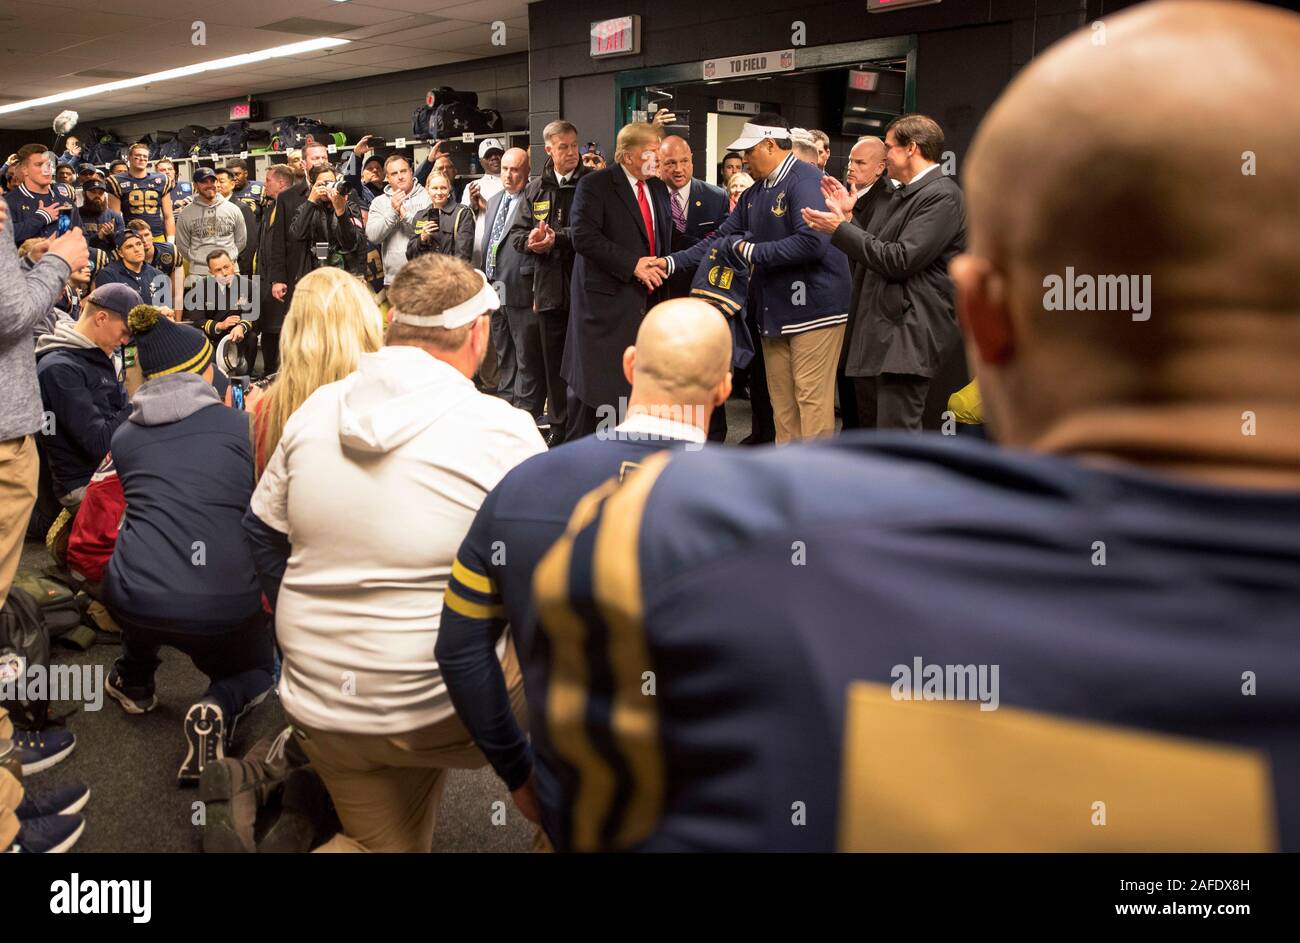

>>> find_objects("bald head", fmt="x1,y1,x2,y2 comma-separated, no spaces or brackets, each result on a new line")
953,1,1300,473
501,147,530,194
847,137,887,190
624,299,732,418
658,135,694,189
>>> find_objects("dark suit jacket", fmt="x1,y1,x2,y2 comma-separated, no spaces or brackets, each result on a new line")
563,167,673,408
233,198,258,281
480,189,533,309
831,170,967,379
252,195,287,333
263,181,310,309
666,178,729,297
840,177,896,367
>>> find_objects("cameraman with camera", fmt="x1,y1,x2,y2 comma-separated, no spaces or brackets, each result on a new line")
290,164,367,278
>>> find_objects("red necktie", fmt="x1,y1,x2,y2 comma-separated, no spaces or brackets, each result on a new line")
636,179,656,257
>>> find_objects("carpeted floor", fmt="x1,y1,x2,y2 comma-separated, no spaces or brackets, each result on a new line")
16,398,756,852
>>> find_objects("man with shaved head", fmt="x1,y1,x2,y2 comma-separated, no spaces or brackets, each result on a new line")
436,297,731,845
838,135,892,429
533,1,1300,852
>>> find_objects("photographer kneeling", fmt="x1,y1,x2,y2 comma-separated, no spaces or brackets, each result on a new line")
406,172,474,263
290,165,367,278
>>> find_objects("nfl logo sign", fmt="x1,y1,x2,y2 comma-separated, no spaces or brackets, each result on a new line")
780,51,794,68
704,61,716,78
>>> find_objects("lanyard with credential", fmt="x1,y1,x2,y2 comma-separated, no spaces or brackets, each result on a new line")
488,195,513,271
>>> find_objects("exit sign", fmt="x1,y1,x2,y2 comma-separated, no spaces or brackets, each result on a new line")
868,0,942,11
590,15,640,58
229,100,260,121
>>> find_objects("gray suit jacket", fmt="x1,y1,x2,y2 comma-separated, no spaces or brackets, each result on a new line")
480,189,533,309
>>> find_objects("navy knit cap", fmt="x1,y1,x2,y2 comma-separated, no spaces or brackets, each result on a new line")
127,305,213,379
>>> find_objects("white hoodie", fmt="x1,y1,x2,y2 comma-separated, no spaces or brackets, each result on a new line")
250,345,546,734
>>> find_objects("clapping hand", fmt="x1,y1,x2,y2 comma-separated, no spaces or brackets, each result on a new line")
821,175,856,217
527,220,555,254
801,206,846,235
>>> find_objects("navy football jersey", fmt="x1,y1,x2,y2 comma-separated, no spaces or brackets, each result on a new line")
108,171,172,237
533,434,1300,852
232,181,264,218
146,240,177,276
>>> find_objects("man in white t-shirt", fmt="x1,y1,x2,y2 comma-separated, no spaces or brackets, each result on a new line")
244,253,545,852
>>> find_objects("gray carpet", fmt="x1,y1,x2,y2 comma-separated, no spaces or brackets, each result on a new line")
16,398,754,852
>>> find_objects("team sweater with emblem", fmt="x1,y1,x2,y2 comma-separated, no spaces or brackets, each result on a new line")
4,183,83,244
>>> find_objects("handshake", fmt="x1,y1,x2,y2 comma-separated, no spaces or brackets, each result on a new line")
634,256,669,290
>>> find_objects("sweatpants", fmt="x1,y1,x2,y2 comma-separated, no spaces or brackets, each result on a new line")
110,609,274,722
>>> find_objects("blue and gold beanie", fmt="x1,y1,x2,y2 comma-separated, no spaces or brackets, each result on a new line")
127,305,213,379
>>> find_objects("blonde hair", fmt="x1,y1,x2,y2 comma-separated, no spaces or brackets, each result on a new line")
728,172,755,196
258,268,384,472
614,122,660,164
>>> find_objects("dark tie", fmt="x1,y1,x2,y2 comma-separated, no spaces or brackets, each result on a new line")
636,180,656,257
486,194,513,280
671,189,687,234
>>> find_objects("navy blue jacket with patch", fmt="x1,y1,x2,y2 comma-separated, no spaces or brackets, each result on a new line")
104,373,261,628
666,154,850,337
533,433,1300,852
34,333,129,499
94,259,168,307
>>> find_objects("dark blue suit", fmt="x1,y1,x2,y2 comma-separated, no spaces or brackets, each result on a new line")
665,178,730,297
562,167,673,438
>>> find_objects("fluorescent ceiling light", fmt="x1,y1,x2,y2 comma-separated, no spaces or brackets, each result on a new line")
0,36,349,115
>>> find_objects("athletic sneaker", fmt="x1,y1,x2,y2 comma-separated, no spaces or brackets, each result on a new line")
8,813,85,853
10,728,76,775
178,701,225,786
105,670,158,714
16,782,90,819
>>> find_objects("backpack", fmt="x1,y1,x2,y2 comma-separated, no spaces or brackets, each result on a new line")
271,116,334,152
412,87,495,139
0,587,51,729
10,571,87,643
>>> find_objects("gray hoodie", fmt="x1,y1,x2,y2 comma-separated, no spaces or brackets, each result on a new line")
176,193,247,275
130,371,222,426
0,234,71,441
364,182,432,285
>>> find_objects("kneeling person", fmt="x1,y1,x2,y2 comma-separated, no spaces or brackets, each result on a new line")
244,255,545,851
183,249,256,367
103,307,272,786
436,298,732,844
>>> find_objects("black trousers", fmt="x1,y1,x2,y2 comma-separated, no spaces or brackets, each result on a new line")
855,373,929,432
504,305,545,418
111,609,274,721
537,307,570,435
491,309,516,405
259,330,281,377
564,390,602,442
743,309,774,443
708,403,728,442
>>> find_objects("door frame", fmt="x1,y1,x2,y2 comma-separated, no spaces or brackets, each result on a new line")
614,34,919,127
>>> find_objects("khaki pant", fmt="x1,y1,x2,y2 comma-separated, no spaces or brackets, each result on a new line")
290,642,528,853
762,324,846,444
0,435,39,607
0,707,20,849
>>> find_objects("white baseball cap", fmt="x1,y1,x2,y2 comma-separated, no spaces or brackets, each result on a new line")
725,123,792,151
478,138,505,159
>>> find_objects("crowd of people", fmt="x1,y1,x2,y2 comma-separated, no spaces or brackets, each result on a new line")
0,0,1295,853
